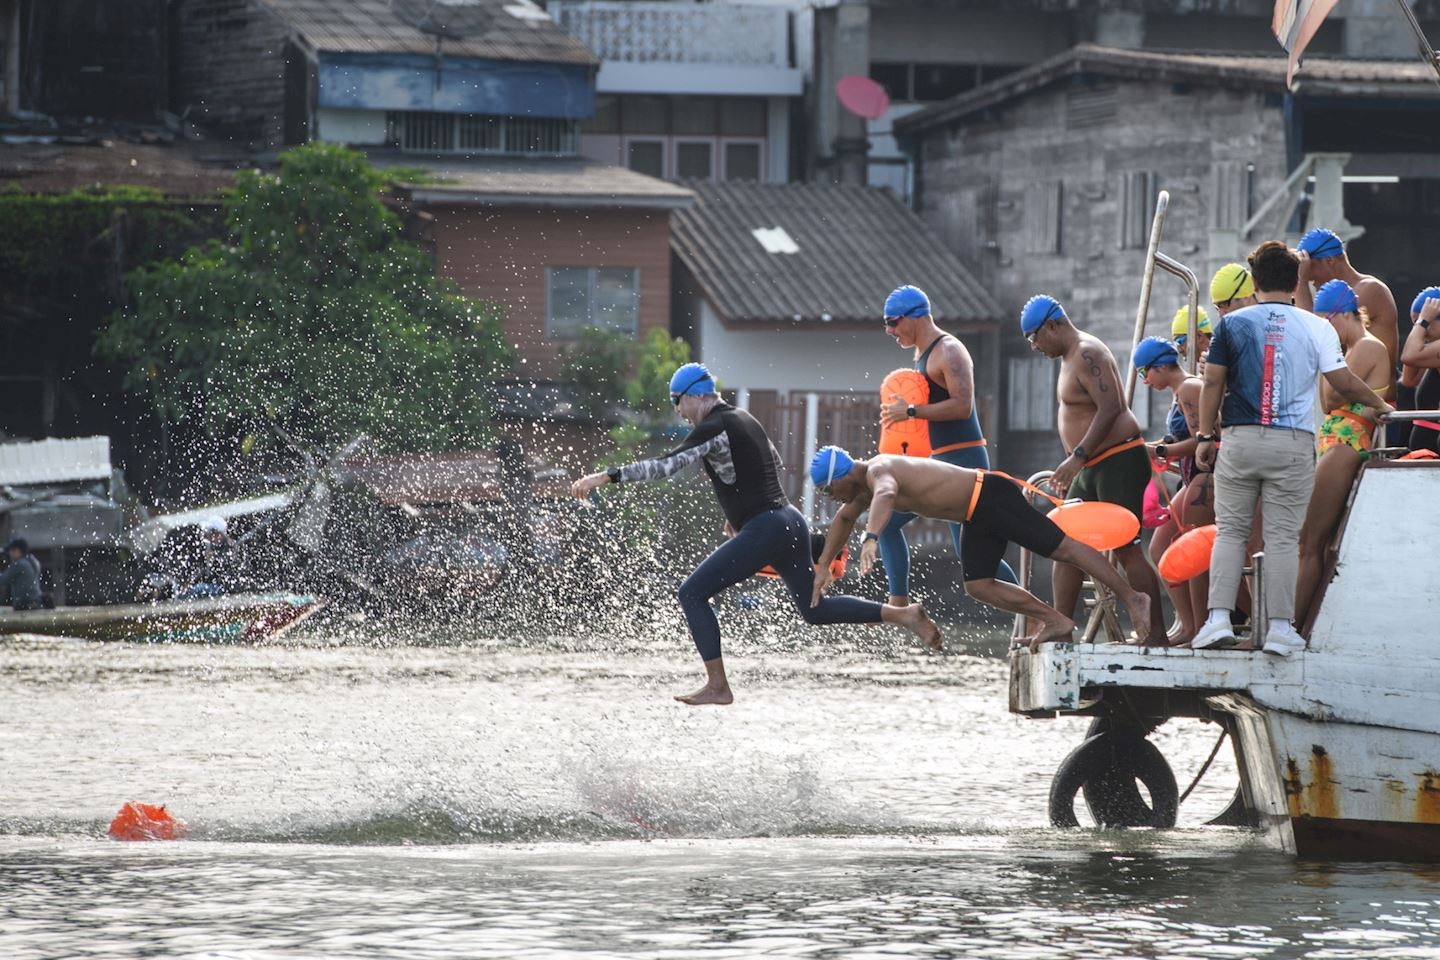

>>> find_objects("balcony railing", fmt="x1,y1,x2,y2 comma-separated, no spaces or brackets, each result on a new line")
551,1,790,68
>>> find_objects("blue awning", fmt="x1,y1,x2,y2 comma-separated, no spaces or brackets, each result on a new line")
318,52,593,119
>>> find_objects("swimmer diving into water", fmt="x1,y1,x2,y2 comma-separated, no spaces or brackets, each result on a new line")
571,363,940,705
808,446,1152,649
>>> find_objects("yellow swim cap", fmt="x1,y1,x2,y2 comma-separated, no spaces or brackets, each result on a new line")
1171,305,1211,337
1210,263,1254,304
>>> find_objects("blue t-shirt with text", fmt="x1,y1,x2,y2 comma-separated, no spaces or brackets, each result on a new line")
1205,302,1345,431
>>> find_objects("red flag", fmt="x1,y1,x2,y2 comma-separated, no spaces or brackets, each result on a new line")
1273,0,1341,88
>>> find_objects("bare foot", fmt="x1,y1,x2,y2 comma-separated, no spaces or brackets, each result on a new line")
896,602,943,650
1026,615,1075,652
887,595,912,608
1122,592,1154,644
674,683,734,706
1167,631,1195,648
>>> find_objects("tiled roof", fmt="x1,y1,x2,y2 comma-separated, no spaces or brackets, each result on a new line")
897,44,1440,137
381,154,694,208
670,180,1001,325
257,0,598,66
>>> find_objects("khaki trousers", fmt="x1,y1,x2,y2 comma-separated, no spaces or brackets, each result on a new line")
1208,424,1316,621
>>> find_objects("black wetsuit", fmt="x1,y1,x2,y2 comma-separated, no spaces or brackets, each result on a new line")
1409,370,1440,454
618,402,882,661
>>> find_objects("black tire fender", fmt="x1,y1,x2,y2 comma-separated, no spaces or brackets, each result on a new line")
1049,730,1179,828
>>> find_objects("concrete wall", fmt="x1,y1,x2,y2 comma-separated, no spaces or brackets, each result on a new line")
427,205,674,378
911,76,1290,472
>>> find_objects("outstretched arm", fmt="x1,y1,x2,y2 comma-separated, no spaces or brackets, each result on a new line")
571,427,727,498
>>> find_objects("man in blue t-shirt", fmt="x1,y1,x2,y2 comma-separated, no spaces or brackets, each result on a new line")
1193,241,1391,655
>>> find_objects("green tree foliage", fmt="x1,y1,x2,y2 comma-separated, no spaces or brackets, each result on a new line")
624,327,692,419
98,143,512,451
558,327,639,420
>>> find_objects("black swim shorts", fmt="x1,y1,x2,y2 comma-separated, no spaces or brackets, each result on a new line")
961,475,1066,582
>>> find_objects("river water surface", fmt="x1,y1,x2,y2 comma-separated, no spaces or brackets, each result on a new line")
2,615,1438,959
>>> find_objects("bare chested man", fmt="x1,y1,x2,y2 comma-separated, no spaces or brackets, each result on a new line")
1294,228,1400,388
806,446,1151,649
1022,295,1165,644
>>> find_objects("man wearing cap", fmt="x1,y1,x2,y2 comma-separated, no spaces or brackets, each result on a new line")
877,284,1016,604
571,363,940,705
807,446,1151,650
1194,241,1392,654
0,538,44,611
1294,227,1399,386
1023,295,1167,644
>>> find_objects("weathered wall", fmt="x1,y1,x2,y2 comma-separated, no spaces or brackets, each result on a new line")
911,76,1289,473
426,205,673,378
173,0,290,147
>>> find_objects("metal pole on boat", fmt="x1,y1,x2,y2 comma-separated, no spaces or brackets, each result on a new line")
1390,0,1440,85
1127,192,1170,408
1155,253,1201,377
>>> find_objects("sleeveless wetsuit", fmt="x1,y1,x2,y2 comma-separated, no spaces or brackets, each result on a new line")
1409,370,1440,455
877,334,1018,592
618,402,883,661
1165,400,1196,483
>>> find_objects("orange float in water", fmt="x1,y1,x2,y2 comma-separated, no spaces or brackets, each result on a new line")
108,802,185,842
1158,523,1217,585
878,369,930,457
1046,501,1140,552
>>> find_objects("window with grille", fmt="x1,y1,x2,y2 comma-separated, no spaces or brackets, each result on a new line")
386,111,579,156
546,267,640,339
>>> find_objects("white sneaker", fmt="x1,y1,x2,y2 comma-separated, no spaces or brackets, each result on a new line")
1192,619,1238,650
1263,624,1308,657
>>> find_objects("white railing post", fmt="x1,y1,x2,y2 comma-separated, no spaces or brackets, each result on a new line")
802,391,820,520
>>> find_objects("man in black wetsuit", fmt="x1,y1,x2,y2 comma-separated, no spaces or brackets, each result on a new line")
571,362,940,705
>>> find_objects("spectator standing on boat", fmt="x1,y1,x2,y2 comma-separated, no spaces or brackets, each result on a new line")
1400,290,1440,456
570,362,941,706
1194,242,1392,655
178,516,244,599
876,285,1015,604
0,538,44,611
1295,280,1393,626
1023,295,1166,644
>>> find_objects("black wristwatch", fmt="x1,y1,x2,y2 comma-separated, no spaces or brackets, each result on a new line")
1421,318,1432,331
906,404,918,420
606,466,622,484
1071,445,1088,463
1155,443,1168,461
1196,433,1219,443
861,531,879,545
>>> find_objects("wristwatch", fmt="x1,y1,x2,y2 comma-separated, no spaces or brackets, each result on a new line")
1071,445,1088,463
1196,434,1219,443
606,466,622,484
861,531,880,545
1155,443,1168,461
906,404,918,420
1421,318,1432,331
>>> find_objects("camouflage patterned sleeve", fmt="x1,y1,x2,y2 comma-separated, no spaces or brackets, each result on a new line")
618,430,730,483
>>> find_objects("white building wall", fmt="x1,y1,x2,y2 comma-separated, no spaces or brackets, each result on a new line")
697,300,917,393
316,108,387,145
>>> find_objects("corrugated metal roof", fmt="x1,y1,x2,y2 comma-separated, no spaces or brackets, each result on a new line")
0,437,111,486
897,44,1440,138
383,154,693,208
671,181,1001,326
258,0,598,66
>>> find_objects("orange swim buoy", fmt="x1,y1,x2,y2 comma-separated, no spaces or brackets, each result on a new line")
1158,523,1217,585
108,802,185,842
757,546,848,582
1046,501,1140,552
878,369,931,457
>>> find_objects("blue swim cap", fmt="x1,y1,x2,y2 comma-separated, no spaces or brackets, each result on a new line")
1313,279,1358,315
1020,295,1065,334
809,445,854,487
1132,336,1180,372
668,362,715,399
1411,286,1440,315
884,285,931,320
1298,227,1344,260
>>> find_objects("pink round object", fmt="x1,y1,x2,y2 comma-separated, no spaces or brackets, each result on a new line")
837,75,890,120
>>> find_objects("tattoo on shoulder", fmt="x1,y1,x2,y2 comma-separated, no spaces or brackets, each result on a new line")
1080,349,1108,392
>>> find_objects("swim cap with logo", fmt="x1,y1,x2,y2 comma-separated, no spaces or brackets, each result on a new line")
1132,336,1181,372
809,445,855,487
668,362,715,399
1298,227,1344,260
1020,295,1065,334
1209,263,1254,304
884,285,931,320
1314,279,1359,315
1171,305,1212,337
